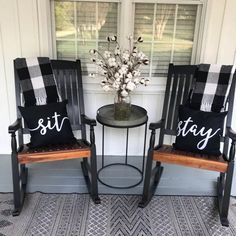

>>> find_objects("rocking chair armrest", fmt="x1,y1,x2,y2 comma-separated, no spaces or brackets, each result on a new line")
149,119,165,130
8,118,22,134
81,114,97,127
226,127,236,142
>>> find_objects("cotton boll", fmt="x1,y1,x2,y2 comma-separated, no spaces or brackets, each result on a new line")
114,73,120,79
110,35,117,41
143,59,149,65
119,65,128,75
133,70,141,77
97,60,104,67
121,89,129,97
126,72,132,79
108,58,116,67
101,80,106,86
114,46,120,55
89,73,95,78
112,81,121,90
121,84,126,89
125,78,131,83
103,85,111,91
89,49,96,54
119,73,123,79
103,51,111,59
140,78,145,84
127,35,133,40
137,52,146,60
122,52,129,61
133,47,138,53
137,36,143,43
134,78,140,85
121,64,128,71
126,81,136,91
145,79,150,86
127,61,133,67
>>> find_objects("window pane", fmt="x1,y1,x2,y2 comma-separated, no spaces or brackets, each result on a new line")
77,41,96,74
98,41,117,53
134,4,154,42
154,4,175,42
173,5,197,65
76,2,96,40
176,5,197,41
98,3,118,40
153,43,172,76
55,2,75,40
137,43,152,77
56,40,75,60
54,1,119,75
134,3,198,77
173,43,193,65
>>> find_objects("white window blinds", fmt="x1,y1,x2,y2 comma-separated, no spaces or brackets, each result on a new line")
53,1,202,77
134,3,198,76
54,1,119,75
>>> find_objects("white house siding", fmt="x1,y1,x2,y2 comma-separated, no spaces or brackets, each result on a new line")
0,0,235,195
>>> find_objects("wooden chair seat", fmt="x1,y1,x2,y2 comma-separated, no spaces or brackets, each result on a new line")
18,140,91,164
153,145,228,173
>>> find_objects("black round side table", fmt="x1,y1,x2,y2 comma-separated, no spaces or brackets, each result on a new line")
96,104,148,189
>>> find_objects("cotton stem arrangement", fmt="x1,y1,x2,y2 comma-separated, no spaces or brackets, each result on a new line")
89,36,150,97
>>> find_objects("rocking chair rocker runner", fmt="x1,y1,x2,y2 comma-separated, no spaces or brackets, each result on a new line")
139,63,236,227
8,59,101,216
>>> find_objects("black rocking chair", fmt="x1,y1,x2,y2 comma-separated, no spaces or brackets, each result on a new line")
8,59,101,216
139,63,236,226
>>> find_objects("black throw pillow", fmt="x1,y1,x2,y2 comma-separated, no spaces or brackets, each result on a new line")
173,105,227,156
19,101,76,148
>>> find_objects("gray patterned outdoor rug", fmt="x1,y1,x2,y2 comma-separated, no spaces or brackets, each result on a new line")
0,193,236,236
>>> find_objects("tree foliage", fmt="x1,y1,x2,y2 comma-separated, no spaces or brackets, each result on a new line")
55,2,74,31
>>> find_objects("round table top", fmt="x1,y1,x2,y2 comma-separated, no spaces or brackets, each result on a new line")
96,104,148,128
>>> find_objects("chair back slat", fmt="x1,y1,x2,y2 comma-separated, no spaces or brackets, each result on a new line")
160,65,173,130
14,62,22,117
172,73,185,130
182,72,193,105
51,61,82,131
166,72,179,130
223,73,236,155
161,64,197,137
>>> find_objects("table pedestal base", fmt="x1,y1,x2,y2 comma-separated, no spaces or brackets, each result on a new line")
98,163,143,189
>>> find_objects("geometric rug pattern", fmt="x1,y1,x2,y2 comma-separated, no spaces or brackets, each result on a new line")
0,193,236,236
